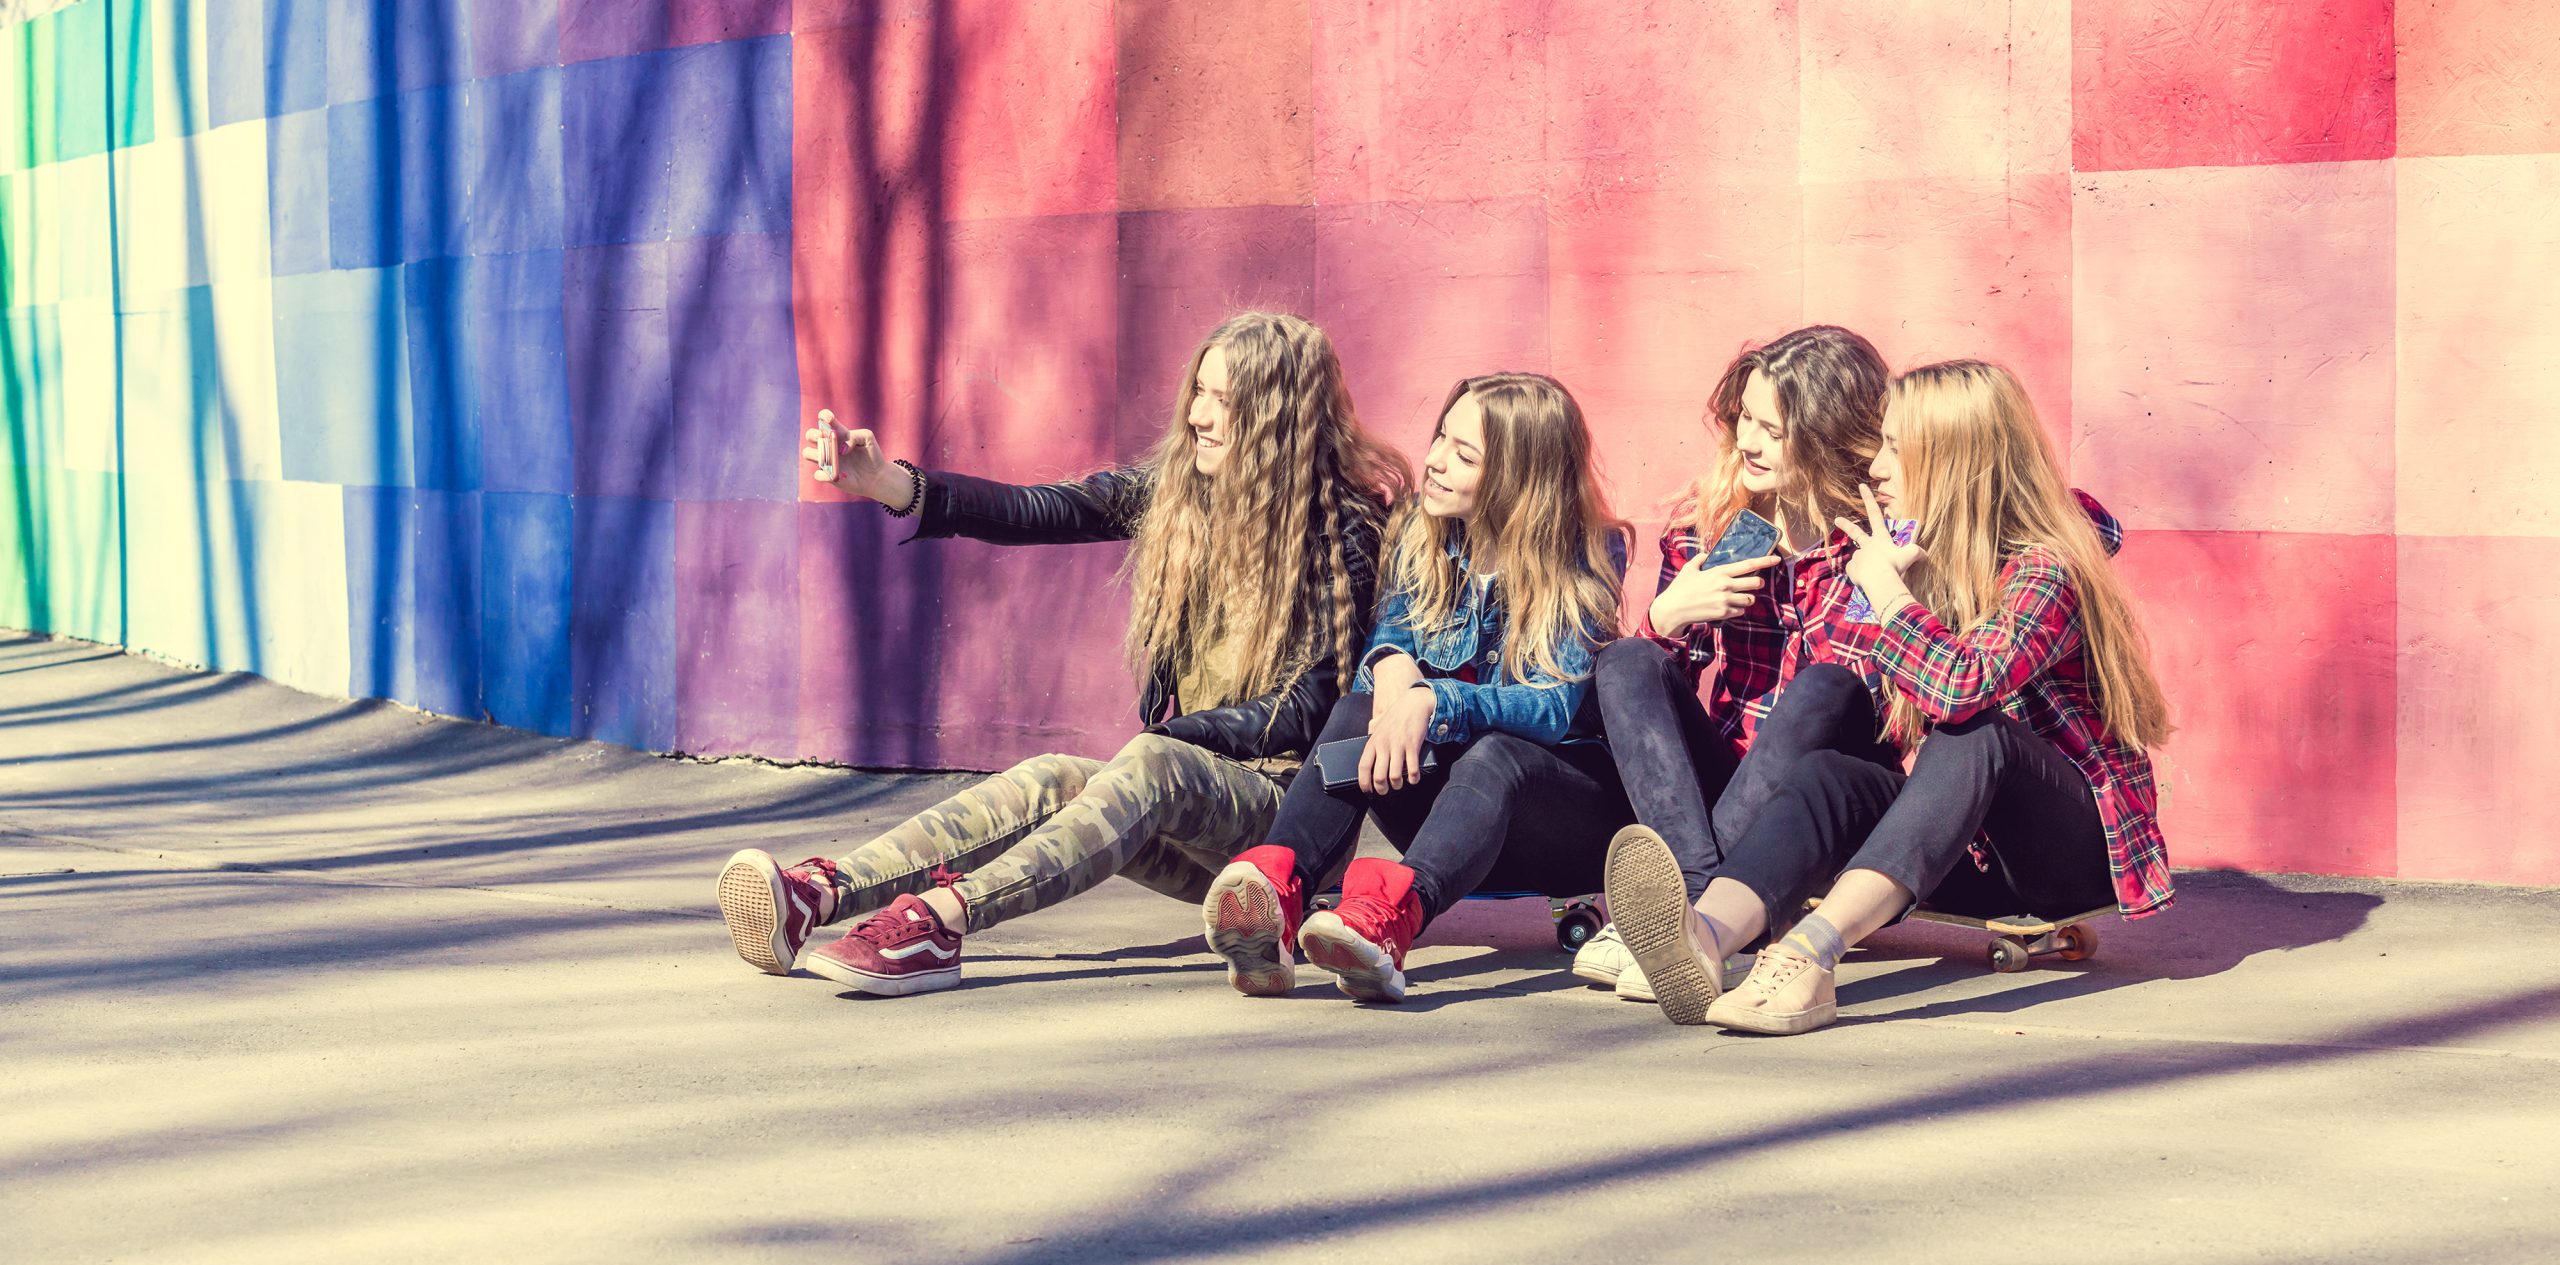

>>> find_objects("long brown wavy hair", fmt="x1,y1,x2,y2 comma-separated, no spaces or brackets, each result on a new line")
1124,312,1411,706
1880,360,2173,750
1674,325,1889,550
1382,373,1629,686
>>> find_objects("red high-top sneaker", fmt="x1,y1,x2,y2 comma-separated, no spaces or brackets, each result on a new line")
717,849,846,975
1296,858,1425,1003
1203,845,1305,997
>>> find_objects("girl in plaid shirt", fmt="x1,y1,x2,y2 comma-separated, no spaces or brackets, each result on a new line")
1613,359,2173,1035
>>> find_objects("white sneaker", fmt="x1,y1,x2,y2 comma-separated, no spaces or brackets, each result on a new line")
1571,921,1635,986
1614,953,1752,1003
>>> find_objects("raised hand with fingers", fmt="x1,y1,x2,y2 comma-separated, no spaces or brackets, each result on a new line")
803,408,917,511
1651,551,1781,637
1837,483,1925,613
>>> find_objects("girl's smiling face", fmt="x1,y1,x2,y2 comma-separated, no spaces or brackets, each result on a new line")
1421,391,1487,520
1869,408,1906,514
1734,369,1785,496
1188,344,1236,476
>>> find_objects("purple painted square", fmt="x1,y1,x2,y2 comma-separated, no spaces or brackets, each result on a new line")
565,241,673,498
1116,205,1319,450
469,250,574,496
404,255,479,491
407,488,486,719
482,492,577,734
563,50,676,247
266,109,333,277
668,233,795,501
669,0,792,47
666,37,792,239
674,499,800,756
465,66,565,256
562,0,671,64
466,0,560,79
572,495,677,751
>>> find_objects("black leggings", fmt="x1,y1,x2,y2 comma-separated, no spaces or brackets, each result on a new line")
1594,641,1898,900
1267,692,1635,922
1719,709,2117,937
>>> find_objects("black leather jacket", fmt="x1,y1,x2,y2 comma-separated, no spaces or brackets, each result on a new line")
910,465,1384,762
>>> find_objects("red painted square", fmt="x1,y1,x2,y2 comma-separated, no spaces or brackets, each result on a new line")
1546,183,1803,518
2397,536,2560,886
797,501,1138,769
930,213,1120,483
674,499,801,756
1312,0,1548,206
1544,0,1798,194
2395,154,2560,538
1116,205,1320,454
2398,0,2560,158
1313,198,1549,455
2114,530,2397,878
1116,0,1315,210
1802,174,2073,449
2072,0,2395,171
1799,0,2070,184
2070,162,2395,535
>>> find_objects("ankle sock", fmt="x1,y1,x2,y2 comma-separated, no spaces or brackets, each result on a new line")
1777,911,1847,971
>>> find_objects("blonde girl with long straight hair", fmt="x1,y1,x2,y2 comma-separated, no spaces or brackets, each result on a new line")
1628,359,2172,1035
1200,373,1635,1003
716,311,1408,996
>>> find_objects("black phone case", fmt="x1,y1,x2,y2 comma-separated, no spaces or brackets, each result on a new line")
1314,736,1440,792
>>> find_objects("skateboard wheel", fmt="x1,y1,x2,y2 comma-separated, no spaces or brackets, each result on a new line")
1555,906,1604,953
2058,923,2098,962
1987,937,2031,973
1311,894,1338,913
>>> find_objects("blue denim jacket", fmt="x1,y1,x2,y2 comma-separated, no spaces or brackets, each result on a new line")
1353,535,1627,748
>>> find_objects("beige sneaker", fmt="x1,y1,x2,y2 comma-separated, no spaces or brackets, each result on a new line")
1705,946,1838,1035
1614,953,1753,1003
1603,825,1724,1025
1571,921,1634,986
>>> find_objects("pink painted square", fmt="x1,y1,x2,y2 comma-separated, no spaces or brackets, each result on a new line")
1799,0,2070,184
929,213,1121,484
2394,154,2560,538
1312,0,1548,205
1116,206,1320,454
2397,536,2560,885
2115,529,2397,878
1116,0,1315,210
2073,0,2396,170
1802,174,2073,448
1546,183,1803,516
2070,161,2394,535
1313,198,1549,456
2397,0,2560,158
1544,0,1798,194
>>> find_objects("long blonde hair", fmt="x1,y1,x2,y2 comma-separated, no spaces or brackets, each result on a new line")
1881,361,2172,750
1382,373,1629,686
1675,326,1888,550
1124,312,1411,705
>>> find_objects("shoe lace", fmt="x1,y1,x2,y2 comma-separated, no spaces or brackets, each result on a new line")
843,907,921,948
790,856,843,881
1743,947,1812,996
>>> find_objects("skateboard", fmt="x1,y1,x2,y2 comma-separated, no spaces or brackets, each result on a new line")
1807,899,2109,973
1310,890,1605,952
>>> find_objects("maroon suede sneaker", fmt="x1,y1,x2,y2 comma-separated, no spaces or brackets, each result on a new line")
717,849,843,975
1296,858,1425,1003
806,893,964,996
1204,845,1305,997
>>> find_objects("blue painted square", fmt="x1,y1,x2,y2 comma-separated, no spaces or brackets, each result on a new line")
668,233,795,501
266,109,334,277
342,484,418,701
263,0,330,116
405,255,479,492
468,250,573,496
564,241,673,498
465,0,559,79
563,50,675,248
481,491,575,734
464,65,564,256
273,268,414,487
407,487,485,719
328,0,472,106
207,0,270,130
667,37,792,240
327,86,467,270
571,495,676,751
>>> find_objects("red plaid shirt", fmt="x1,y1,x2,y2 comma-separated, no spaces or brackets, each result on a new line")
1871,546,2173,919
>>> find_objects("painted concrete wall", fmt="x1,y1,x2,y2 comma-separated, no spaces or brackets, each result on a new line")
4,1,2557,887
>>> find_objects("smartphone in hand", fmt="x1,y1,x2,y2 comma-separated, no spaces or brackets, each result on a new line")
1702,508,1780,569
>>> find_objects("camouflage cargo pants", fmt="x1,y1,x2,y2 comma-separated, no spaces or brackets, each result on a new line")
825,732,1284,935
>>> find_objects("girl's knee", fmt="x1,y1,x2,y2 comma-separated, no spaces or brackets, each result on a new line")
1111,731,1198,777
1594,636,1673,688
1448,734,1537,789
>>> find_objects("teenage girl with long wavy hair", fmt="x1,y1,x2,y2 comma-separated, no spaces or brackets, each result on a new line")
715,311,1408,996
1199,373,1633,1003
1617,360,2172,1035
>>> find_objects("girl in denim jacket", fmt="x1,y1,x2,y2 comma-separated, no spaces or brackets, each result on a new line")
1201,373,1633,1003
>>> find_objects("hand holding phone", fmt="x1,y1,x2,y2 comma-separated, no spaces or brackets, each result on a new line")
1655,509,1784,634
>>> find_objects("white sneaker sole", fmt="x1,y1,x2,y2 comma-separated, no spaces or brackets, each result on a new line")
1707,995,1838,1035
805,954,962,997
717,849,797,976
1204,863,1296,997
1604,825,1720,1025
1297,912,1407,1003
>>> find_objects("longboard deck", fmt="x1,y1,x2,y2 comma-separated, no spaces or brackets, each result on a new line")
1909,906,2115,936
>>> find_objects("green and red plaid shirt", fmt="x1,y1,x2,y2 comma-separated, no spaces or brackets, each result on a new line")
1870,544,2173,919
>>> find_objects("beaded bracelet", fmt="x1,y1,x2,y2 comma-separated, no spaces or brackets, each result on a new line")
884,459,926,518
